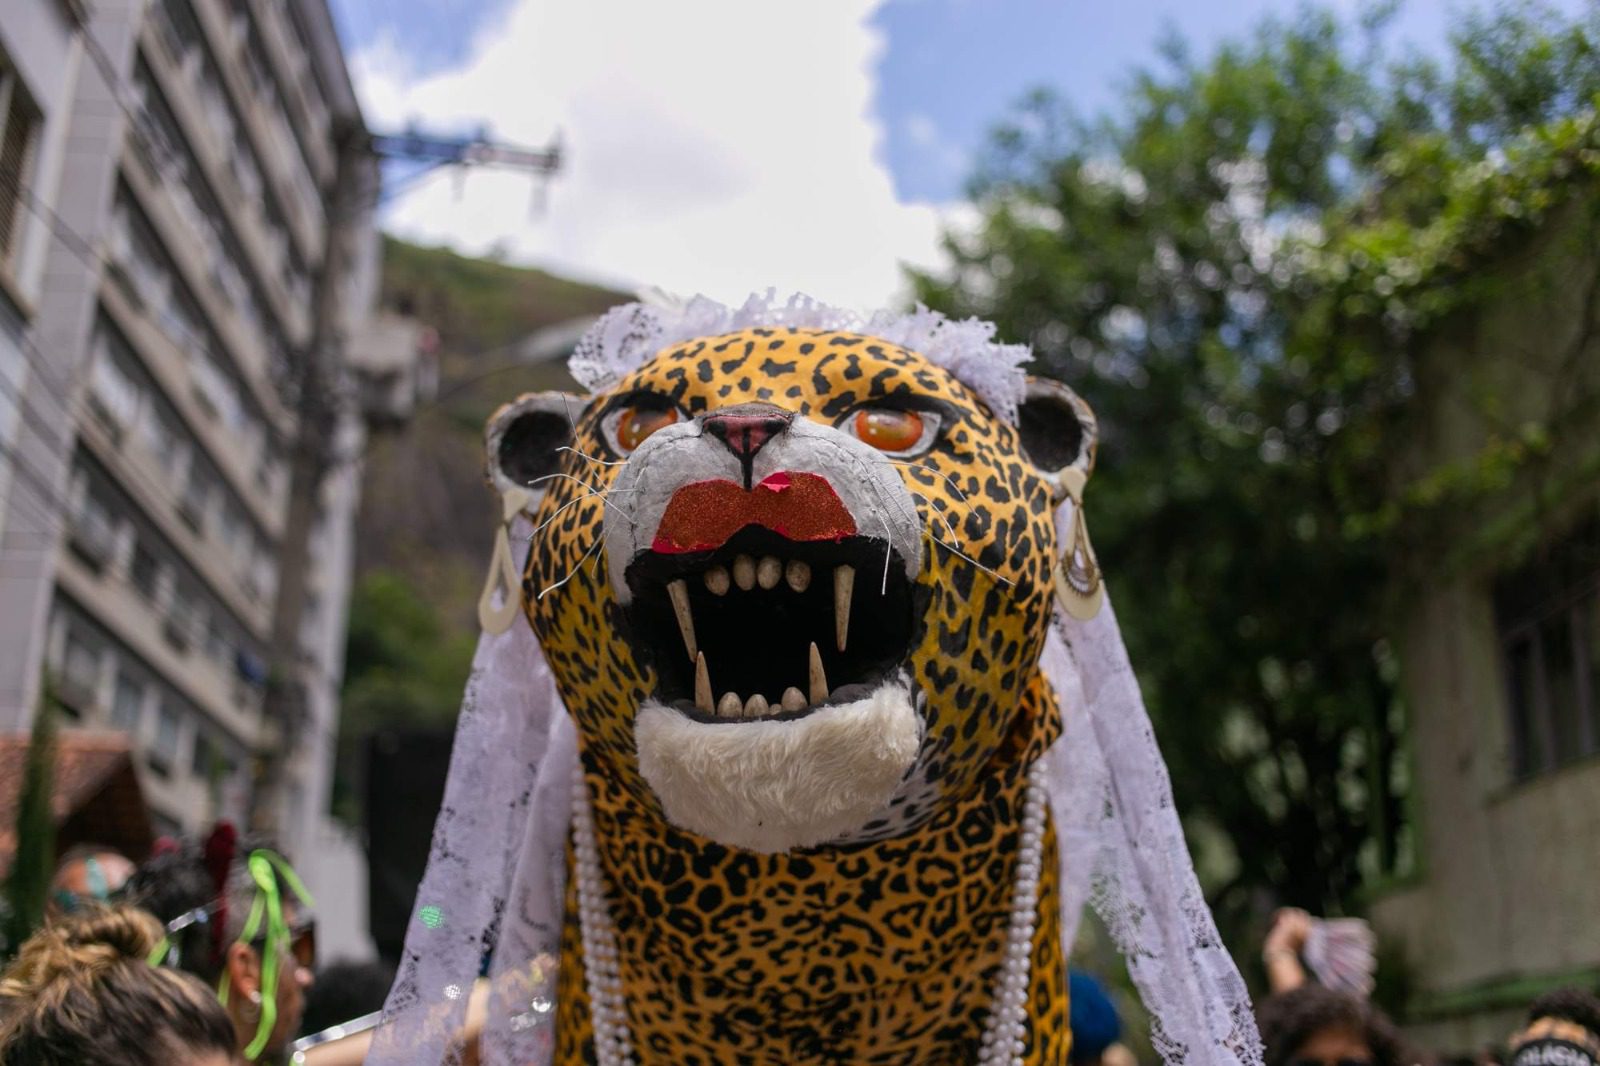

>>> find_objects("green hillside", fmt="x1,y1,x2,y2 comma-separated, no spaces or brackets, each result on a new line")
379,236,629,356
335,238,631,818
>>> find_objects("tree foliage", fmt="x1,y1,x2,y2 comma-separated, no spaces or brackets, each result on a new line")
4,691,58,957
910,2,1600,940
334,571,478,821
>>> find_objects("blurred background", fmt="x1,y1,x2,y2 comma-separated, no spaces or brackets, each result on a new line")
1,0,1597,1058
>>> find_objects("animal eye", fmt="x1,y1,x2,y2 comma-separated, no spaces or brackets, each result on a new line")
607,405,680,454
845,408,939,456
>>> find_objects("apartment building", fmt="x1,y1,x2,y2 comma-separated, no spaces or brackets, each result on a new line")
1371,191,1600,1052
0,0,376,948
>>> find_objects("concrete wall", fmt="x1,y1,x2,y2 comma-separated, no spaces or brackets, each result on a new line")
1371,194,1600,1052
0,0,137,730
1,0,84,303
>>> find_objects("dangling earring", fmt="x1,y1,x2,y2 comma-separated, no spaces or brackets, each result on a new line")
1054,468,1104,620
478,486,533,634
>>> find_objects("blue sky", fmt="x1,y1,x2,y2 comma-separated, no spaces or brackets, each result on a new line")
333,0,1588,306
330,0,1499,204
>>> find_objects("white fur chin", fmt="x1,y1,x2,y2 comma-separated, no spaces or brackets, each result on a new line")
634,683,921,854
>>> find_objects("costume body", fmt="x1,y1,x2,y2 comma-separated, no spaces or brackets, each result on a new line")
370,297,1260,1066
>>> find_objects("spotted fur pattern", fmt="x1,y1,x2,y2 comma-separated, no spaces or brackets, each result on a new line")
509,328,1074,1063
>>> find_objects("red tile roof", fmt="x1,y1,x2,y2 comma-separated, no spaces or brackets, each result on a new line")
0,730,154,878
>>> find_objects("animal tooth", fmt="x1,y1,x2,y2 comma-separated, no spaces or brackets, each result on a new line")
718,692,742,717
833,565,855,652
694,653,713,714
780,687,806,712
744,693,769,717
667,579,697,660
785,559,811,593
757,556,782,590
704,566,730,596
732,555,756,591
808,642,828,705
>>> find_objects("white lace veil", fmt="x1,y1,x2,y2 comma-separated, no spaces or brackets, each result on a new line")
368,298,1262,1066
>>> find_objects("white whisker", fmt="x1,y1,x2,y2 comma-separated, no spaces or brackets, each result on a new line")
878,507,893,594
557,445,626,468
523,471,612,494
911,490,963,543
923,529,1014,588
885,459,975,511
523,488,640,541
536,536,604,600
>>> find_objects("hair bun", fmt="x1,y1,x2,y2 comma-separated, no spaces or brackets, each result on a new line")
0,907,164,1001
58,906,164,961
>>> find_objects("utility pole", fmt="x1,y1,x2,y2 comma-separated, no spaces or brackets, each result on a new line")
251,125,563,838
254,120,369,839
370,129,562,172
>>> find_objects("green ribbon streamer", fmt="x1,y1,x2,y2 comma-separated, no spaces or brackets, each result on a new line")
214,850,315,1062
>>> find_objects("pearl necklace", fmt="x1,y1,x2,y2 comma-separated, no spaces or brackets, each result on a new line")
571,762,1049,1066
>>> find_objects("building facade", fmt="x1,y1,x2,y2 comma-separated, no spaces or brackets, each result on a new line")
1371,192,1600,1052
0,0,375,954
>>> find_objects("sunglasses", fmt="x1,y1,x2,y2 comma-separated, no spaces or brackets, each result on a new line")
147,900,227,968
252,919,317,972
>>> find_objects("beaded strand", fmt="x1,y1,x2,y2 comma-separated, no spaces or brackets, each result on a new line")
571,762,1049,1066
572,774,633,1066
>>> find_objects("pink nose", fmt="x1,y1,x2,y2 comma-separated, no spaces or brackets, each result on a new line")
702,405,792,460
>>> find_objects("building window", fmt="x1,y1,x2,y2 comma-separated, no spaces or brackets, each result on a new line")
165,584,201,653
149,700,182,777
57,621,104,713
0,56,41,270
190,728,214,778
89,328,144,435
111,672,145,733
178,462,214,533
130,537,163,601
70,482,121,573
1496,520,1600,778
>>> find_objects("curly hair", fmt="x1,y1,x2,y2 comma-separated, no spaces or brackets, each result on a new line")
1256,986,1412,1066
1526,987,1600,1035
0,905,235,1066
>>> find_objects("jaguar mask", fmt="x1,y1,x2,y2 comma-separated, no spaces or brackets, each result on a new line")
488,326,1096,855
370,297,1259,1066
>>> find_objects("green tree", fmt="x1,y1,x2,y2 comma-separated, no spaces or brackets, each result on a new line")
333,571,478,822
910,2,1600,939
4,690,58,956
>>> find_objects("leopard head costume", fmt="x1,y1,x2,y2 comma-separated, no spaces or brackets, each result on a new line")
476,320,1095,1062
371,297,1258,1066
488,326,1095,855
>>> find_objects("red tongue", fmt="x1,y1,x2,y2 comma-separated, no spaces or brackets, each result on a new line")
651,472,857,553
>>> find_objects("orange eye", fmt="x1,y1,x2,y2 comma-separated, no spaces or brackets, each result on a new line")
614,406,679,453
851,408,927,453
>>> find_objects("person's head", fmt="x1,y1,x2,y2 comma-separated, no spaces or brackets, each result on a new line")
299,957,397,1039
1511,987,1600,1066
126,825,317,1062
1069,970,1124,1066
1257,985,1411,1066
46,845,136,919
1525,988,1600,1037
0,904,235,1066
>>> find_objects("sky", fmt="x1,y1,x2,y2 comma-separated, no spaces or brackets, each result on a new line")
329,0,1572,309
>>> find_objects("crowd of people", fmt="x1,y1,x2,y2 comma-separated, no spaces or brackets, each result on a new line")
0,827,402,1065
0,832,1596,1065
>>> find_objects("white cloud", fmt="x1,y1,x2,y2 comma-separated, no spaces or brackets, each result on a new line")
351,0,968,310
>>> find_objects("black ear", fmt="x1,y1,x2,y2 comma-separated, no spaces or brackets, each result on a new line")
1015,377,1098,503
484,392,586,503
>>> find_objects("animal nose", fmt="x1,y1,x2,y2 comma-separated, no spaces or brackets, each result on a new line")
703,404,793,461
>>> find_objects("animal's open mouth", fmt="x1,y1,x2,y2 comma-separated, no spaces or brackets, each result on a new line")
624,526,916,723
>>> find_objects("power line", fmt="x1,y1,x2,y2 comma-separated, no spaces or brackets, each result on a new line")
0,190,293,650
